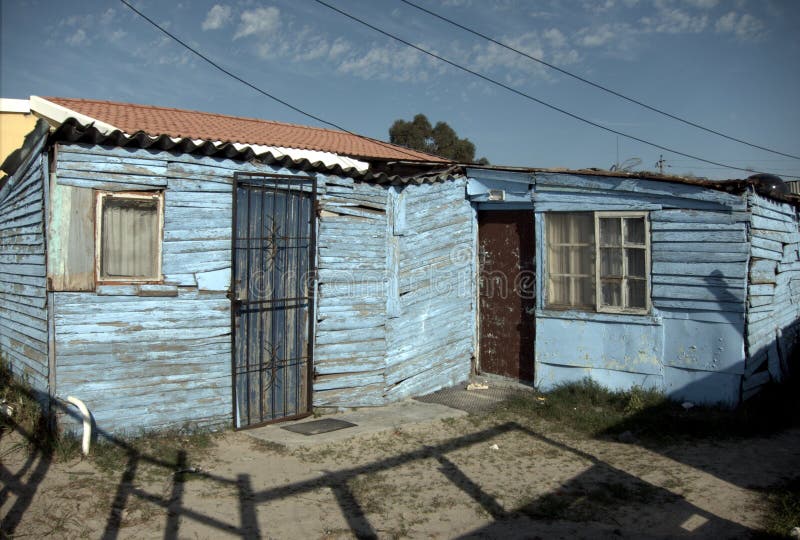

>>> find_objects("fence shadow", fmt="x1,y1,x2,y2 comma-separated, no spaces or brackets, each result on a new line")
1,382,758,539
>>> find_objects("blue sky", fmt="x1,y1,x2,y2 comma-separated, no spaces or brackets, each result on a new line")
2,0,799,179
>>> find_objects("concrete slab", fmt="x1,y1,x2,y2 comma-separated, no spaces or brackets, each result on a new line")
243,399,467,448
415,377,535,414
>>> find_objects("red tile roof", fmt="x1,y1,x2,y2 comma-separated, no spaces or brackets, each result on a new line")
44,97,447,163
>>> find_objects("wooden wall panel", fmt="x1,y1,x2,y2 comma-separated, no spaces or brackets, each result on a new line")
0,139,50,398
744,192,800,398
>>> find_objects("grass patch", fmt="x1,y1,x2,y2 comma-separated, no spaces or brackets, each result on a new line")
249,437,290,455
0,356,81,462
91,427,218,477
757,478,800,539
495,376,800,443
348,472,394,515
497,379,665,438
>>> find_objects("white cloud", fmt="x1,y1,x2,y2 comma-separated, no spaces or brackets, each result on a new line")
641,8,708,34
107,29,127,43
543,28,566,49
99,8,115,26
202,4,232,31
66,28,87,46
234,6,280,39
57,8,127,48
573,22,640,60
715,11,765,41
576,24,619,47
228,5,575,84
328,38,351,59
683,0,718,8
715,11,737,33
582,0,616,14
337,44,430,82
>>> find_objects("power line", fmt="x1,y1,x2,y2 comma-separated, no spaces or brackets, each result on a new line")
313,0,800,179
117,0,440,164
399,0,800,161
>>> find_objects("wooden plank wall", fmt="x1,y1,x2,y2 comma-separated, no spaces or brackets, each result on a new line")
532,172,749,404
50,143,474,429
52,143,320,434
744,192,800,398
0,144,50,398
385,179,474,400
313,177,389,407
313,178,475,407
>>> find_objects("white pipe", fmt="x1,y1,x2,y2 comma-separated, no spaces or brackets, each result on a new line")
66,396,92,455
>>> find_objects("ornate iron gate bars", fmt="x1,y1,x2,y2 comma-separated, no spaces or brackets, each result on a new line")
231,172,317,429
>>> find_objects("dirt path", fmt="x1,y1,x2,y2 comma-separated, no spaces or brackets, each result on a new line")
2,408,798,539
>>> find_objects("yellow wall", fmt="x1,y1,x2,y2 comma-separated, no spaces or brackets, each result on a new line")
1,111,38,173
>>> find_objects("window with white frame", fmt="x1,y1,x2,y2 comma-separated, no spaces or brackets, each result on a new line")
96,192,164,283
546,211,650,313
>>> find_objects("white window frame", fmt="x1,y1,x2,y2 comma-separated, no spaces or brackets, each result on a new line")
95,191,164,284
545,211,651,315
594,211,651,315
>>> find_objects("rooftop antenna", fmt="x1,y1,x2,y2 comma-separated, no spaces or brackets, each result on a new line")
656,154,666,174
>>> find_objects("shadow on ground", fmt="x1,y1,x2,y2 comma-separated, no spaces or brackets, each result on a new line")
3,377,773,539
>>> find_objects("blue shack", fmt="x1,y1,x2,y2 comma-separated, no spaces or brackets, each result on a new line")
0,96,473,434
466,166,798,405
1,96,796,436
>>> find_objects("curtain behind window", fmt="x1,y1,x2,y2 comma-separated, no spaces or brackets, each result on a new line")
101,197,158,279
547,213,594,308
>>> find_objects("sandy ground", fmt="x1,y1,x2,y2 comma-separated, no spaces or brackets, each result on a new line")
2,406,798,539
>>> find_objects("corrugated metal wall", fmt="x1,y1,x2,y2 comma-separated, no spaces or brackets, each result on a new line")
0,139,49,397
744,192,800,398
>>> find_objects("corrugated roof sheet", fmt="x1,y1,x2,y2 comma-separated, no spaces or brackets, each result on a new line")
47,118,458,185
42,97,447,163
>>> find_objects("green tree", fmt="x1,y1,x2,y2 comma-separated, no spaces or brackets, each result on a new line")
389,113,488,164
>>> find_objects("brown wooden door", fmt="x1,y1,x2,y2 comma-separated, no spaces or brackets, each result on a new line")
478,210,535,381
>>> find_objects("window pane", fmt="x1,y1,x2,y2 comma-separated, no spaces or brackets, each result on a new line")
626,248,646,278
547,213,595,309
102,198,158,279
572,214,594,244
599,218,621,245
571,246,593,276
548,213,571,244
627,279,647,309
624,217,646,245
600,247,622,277
575,277,594,307
600,279,622,307
550,276,569,305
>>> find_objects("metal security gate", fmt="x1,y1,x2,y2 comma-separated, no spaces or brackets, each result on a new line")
231,173,316,428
